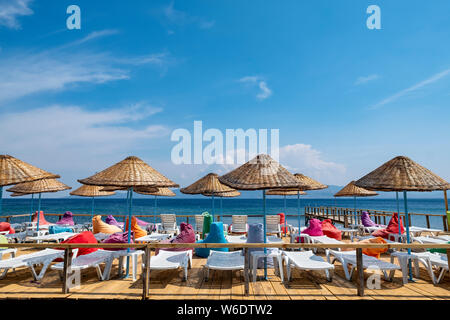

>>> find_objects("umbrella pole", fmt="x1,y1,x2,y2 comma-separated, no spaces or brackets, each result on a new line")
220,197,223,223
396,192,401,235
125,187,133,278
30,193,34,222
263,190,267,280
154,195,157,226
284,195,287,237
36,193,42,232
212,193,215,221
297,191,301,240
354,196,357,225
403,191,413,281
444,189,448,212
0,186,2,216
91,197,95,221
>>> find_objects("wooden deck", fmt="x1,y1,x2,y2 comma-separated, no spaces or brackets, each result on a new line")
0,246,449,300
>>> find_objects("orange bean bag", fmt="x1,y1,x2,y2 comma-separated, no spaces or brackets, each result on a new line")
321,219,342,241
372,212,404,239
125,216,147,240
359,237,388,258
92,215,122,234
32,211,51,225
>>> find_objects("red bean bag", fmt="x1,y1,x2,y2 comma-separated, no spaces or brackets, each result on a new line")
321,219,342,241
372,212,404,239
278,213,288,233
296,218,323,243
0,222,15,234
156,223,196,255
61,231,99,257
32,211,51,225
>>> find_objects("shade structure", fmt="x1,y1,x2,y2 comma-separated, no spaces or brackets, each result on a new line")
354,155,449,281
135,187,176,224
334,181,378,224
70,185,116,220
78,156,179,188
78,156,178,278
219,154,303,279
0,155,59,216
7,178,71,231
266,189,307,237
181,173,237,219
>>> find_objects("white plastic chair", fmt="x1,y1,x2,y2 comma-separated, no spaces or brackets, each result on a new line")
229,215,248,234
194,215,204,234
160,214,179,235
265,215,281,237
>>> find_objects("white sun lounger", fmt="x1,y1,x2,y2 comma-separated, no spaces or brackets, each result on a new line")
282,250,334,282
433,235,450,242
390,251,449,284
160,214,179,235
408,226,442,237
0,248,75,281
136,233,171,242
148,250,192,281
28,232,77,243
412,236,447,244
204,250,245,281
0,248,16,260
225,235,283,244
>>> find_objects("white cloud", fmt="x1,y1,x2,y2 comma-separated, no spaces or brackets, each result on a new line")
370,68,450,109
239,76,272,100
0,0,33,29
355,74,379,85
65,29,120,47
163,2,215,29
279,144,346,184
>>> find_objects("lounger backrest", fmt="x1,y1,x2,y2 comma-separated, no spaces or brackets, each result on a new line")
194,215,204,233
161,214,177,231
266,215,281,233
232,215,247,233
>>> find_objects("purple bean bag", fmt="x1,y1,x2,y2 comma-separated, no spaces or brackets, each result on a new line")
101,231,134,250
56,211,75,226
156,222,196,255
361,211,385,227
106,215,124,229
135,217,150,227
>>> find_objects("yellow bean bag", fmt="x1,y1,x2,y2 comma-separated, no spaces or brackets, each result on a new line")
125,216,147,240
92,215,122,234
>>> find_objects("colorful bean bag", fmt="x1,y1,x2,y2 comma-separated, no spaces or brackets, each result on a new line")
202,212,213,239
56,211,75,226
247,223,277,268
278,213,288,233
102,231,134,251
0,235,9,249
361,211,385,228
125,216,147,240
360,237,388,258
427,241,450,254
92,215,122,234
321,219,342,241
49,225,73,234
58,231,99,259
32,211,51,225
195,222,228,258
0,222,15,234
135,217,150,227
297,218,323,242
105,215,124,229
371,212,404,239
156,222,196,255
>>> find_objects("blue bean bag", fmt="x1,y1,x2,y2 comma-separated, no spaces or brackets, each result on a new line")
195,222,228,258
49,225,73,234
247,223,277,268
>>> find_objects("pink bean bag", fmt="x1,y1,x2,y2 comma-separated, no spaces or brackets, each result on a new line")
372,212,404,239
296,218,323,243
156,222,196,255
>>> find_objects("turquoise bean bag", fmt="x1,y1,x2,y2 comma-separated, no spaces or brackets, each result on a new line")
49,225,73,234
195,222,228,258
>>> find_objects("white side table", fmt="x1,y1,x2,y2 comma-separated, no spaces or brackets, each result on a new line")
117,250,145,281
250,250,283,282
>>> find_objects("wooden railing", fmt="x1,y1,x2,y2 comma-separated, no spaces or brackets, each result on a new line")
305,206,448,231
2,242,450,299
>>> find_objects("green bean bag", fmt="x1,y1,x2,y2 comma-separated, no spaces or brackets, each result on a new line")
202,211,212,240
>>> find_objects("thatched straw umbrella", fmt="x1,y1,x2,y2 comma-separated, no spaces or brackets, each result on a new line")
354,156,449,280
78,156,179,277
0,155,59,216
70,185,116,220
180,173,236,220
202,190,241,222
266,189,306,236
219,154,303,279
7,178,71,230
135,187,176,224
334,181,378,224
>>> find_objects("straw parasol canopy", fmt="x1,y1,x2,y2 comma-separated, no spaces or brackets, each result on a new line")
135,187,175,197
0,155,59,187
7,178,71,194
70,185,115,197
218,154,304,190
203,190,241,197
10,192,28,197
78,156,179,188
354,156,449,192
290,173,328,191
181,173,236,195
266,189,306,196
334,181,378,197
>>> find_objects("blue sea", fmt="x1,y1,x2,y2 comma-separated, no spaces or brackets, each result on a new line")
0,198,448,230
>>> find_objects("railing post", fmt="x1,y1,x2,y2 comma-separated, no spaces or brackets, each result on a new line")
356,248,364,297
244,248,249,296
62,247,73,294
142,245,151,300
443,215,448,232
426,215,430,229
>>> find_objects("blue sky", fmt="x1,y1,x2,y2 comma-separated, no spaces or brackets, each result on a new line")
0,0,449,197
